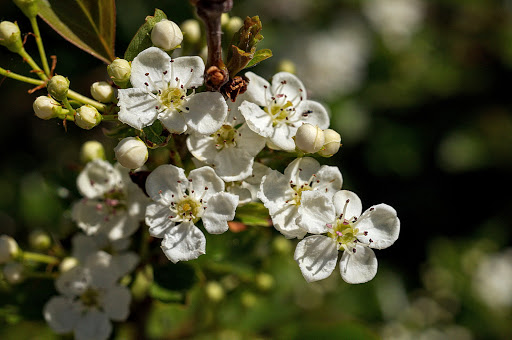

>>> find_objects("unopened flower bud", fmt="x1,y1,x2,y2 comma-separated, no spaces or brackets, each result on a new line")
0,21,23,53
205,281,225,302
28,230,51,251
107,58,131,87
151,19,183,51
75,105,101,130
114,137,148,169
295,123,325,153
220,13,230,28
90,81,115,103
318,129,341,157
181,19,201,44
226,17,243,35
0,235,19,264
59,257,79,273
277,59,296,74
47,75,69,101
256,273,274,291
80,140,106,164
3,262,24,284
33,96,59,120
13,0,39,18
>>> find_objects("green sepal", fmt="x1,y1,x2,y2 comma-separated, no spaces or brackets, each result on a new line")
246,48,273,69
124,9,167,61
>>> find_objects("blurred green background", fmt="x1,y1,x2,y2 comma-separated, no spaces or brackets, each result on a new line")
1,0,512,339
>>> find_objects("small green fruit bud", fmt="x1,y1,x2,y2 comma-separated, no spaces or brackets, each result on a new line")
256,273,274,291
28,230,51,251
295,123,325,153
107,58,131,87
80,140,106,164
318,129,341,157
59,257,79,273
151,19,183,51
181,19,201,44
90,81,115,103
3,262,24,284
13,0,39,18
205,281,225,302
114,137,148,169
0,21,23,53
33,96,59,120
277,59,296,74
241,292,257,308
47,75,69,101
75,105,101,130
0,235,19,264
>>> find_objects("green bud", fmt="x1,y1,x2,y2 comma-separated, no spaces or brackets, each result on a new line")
80,140,106,164
13,0,39,18
0,21,23,53
108,58,131,87
205,281,225,302
75,105,101,130
28,230,51,251
47,75,69,101
3,262,24,284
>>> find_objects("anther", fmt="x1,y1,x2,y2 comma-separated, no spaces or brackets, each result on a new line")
370,207,374,211
363,231,368,236
145,73,149,76
163,71,168,75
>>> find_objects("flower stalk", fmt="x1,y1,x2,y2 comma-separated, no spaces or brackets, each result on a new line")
29,16,51,76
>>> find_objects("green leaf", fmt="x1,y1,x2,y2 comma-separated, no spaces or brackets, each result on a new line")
149,283,185,303
124,9,167,61
38,0,116,64
246,49,273,69
235,202,271,227
141,120,170,148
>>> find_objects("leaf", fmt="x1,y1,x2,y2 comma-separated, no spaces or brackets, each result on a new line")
124,9,167,61
235,202,271,227
141,120,170,148
246,49,273,69
149,283,185,303
38,0,116,64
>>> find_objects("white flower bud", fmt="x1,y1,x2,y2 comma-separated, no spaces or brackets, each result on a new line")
28,230,51,251
80,140,106,164
59,257,79,273
295,123,325,153
0,21,23,53
181,19,201,44
3,262,24,284
107,58,131,87
90,81,115,103
277,59,296,74
114,137,148,169
75,105,101,130
318,129,341,157
33,96,59,120
0,235,19,264
226,17,243,35
220,13,230,28
205,281,225,302
47,75,69,101
151,19,183,51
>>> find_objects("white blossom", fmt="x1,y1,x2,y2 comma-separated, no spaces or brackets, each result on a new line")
294,190,400,283
239,72,329,151
145,164,238,263
258,157,343,239
72,160,148,240
117,47,227,134
225,162,269,205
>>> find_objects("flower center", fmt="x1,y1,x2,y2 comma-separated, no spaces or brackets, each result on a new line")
265,99,294,126
80,288,100,307
212,125,237,150
328,220,360,251
173,197,202,222
159,86,186,111
291,183,312,205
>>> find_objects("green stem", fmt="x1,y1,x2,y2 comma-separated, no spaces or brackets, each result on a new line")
168,135,184,168
22,251,59,265
29,16,51,76
0,67,45,86
67,89,106,112
61,97,76,115
101,114,118,121
18,48,48,81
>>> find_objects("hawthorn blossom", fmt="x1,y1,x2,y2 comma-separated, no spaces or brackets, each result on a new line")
145,164,238,263
43,251,131,340
258,157,343,239
239,72,329,151
117,47,227,134
294,190,400,283
72,160,148,240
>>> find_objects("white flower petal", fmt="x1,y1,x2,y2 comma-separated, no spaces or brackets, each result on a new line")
145,202,175,238
71,234,99,263
112,252,139,277
103,212,140,240
74,309,112,340
170,56,205,89
185,92,227,135
130,47,172,91
284,157,320,183
72,200,106,236
294,235,338,282
56,266,89,297
158,110,188,134
102,285,131,321
145,164,187,203
339,245,378,284
235,123,266,156
270,124,296,151
226,185,252,205
186,134,217,163
214,148,254,181
297,191,335,234
258,170,290,215
271,204,307,239
333,190,362,219
312,165,343,195
226,94,246,123
85,251,118,288
296,100,330,129
76,160,120,199
43,296,81,334
244,72,271,107
160,222,206,263
355,204,400,249
188,166,224,196
202,192,238,234
271,72,307,106
118,88,159,130
239,101,273,137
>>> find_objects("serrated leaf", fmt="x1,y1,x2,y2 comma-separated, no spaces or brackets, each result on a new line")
142,120,170,148
246,49,272,69
235,202,271,227
38,0,116,64
124,9,167,61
